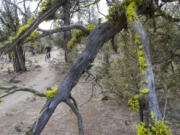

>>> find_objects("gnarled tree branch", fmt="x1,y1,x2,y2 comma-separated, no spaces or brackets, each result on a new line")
30,21,126,134
0,85,45,98
35,25,90,40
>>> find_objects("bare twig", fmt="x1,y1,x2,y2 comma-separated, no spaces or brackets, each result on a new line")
3,0,31,18
96,3,106,17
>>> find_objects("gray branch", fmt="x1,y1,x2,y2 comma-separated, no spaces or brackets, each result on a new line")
35,25,90,40
30,21,125,134
0,86,45,98
66,98,84,135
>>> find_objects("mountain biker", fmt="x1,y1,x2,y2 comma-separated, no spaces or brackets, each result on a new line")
45,45,51,60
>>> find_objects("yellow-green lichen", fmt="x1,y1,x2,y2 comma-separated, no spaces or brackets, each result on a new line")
25,31,40,41
0,98,3,103
128,94,140,112
152,121,172,135
32,42,38,48
150,112,172,135
139,45,143,49
16,24,30,36
141,68,145,75
45,88,58,100
138,50,143,56
67,24,95,50
151,111,155,120
136,33,140,39
55,25,61,29
135,39,142,45
136,122,153,135
138,57,146,68
38,0,55,15
145,80,149,84
5,89,10,93
28,16,35,24
126,2,137,23
140,89,149,94
69,109,73,115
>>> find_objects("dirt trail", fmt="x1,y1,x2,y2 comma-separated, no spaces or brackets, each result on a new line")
0,48,138,135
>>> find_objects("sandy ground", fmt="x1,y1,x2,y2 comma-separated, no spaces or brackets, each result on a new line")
0,48,178,135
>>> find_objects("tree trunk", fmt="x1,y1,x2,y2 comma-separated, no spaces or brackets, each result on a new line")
134,21,162,123
62,0,71,63
13,45,26,72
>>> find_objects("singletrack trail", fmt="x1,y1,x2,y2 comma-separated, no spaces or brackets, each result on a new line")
0,48,138,135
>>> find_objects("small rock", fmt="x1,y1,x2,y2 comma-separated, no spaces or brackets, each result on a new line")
34,65,41,68
5,112,14,117
101,96,109,101
10,79,21,83
15,122,24,132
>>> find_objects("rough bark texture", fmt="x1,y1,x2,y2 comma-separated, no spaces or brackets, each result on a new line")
62,0,72,63
31,21,126,134
13,45,26,72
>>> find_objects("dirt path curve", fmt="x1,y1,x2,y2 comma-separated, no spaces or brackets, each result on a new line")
0,48,138,135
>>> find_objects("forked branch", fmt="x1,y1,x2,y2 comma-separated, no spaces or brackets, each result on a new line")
66,98,84,135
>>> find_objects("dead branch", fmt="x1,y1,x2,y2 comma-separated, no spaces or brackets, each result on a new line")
34,25,90,40
0,86,45,98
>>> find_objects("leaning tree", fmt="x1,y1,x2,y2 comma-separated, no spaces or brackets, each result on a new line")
0,0,179,134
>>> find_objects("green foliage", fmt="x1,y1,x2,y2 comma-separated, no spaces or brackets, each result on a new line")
95,33,140,101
